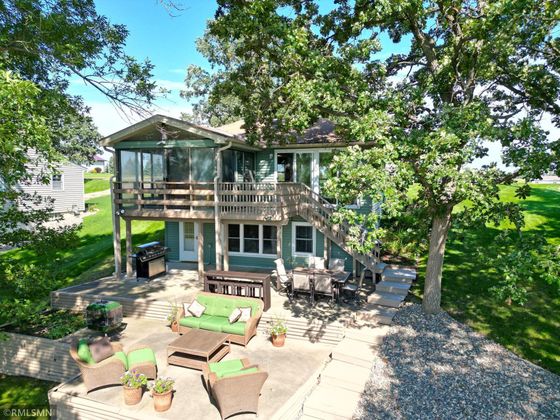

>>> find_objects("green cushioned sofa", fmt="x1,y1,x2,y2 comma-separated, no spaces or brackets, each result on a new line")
178,292,264,347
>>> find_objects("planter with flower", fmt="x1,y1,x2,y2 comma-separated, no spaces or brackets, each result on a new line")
150,377,175,412
167,302,179,333
268,316,288,347
120,369,148,405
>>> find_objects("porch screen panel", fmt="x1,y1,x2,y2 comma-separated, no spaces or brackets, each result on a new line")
296,153,312,187
167,149,190,182
222,149,235,182
120,150,139,208
243,152,256,182
191,148,215,182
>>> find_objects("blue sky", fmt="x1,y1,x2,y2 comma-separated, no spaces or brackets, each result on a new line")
69,0,219,136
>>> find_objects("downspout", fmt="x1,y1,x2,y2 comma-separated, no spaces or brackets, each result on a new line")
214,141,233,270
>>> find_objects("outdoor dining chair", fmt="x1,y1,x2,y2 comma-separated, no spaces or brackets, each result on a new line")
273,258,293,296
291,271,313,302
308,256,326,270
328,258,346,272
313,273,335,304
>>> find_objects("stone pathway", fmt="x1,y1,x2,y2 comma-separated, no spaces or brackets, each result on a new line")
84,189,110,200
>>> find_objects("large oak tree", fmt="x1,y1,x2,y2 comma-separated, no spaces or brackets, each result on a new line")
189,0,559,313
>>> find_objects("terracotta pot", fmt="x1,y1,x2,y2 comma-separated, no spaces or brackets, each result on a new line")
123,386,143,405
272,333,286,347
153,390,173,412
171,321,179,333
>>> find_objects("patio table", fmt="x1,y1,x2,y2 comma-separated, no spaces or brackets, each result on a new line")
292,267,351,303
167,329,230,371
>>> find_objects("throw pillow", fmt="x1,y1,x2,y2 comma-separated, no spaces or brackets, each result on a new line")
89,337,114,363
76,339,95,364
228,308,241,324
238,307,251,322
188,299,206,318
182,302,193,318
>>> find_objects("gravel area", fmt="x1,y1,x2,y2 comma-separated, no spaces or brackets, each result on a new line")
354,303,560,419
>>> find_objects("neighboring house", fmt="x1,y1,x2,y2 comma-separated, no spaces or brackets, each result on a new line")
101,114,381,277
18,161,85,214
88,155,108,172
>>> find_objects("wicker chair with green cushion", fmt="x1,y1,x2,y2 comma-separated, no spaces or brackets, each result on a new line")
177,292,264,347
69,339,126,393
126,345,157,379
69,340,158,393
202,358,268,420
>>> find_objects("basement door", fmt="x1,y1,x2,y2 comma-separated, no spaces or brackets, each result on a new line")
179,222,198,261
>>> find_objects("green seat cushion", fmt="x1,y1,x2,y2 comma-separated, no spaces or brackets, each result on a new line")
220,367,259,378
127,348,157,368
210,297,237,318
77,339,94,364
194,294,261,318
209,359,245,377
221,321,247,336
199,316,230,333
179,313,213,328
113,351,128,369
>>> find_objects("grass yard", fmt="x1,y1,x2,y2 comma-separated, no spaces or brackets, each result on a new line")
84,172,111,194
0,375,55,419
411,183,560,375
2,194,164,291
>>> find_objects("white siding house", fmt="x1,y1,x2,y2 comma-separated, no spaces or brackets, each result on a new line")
19,162,85,214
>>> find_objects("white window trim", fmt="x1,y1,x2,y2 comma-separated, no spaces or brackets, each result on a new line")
229,223,278,258
292,221,316,256
51,174,64,191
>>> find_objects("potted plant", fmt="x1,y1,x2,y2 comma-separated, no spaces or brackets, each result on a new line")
268,316,288,347
120,369,148,405
167,301,179,332
150,377,175,412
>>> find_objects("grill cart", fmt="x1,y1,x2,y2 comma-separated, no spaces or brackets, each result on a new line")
134,241,169,280
86,300,123,333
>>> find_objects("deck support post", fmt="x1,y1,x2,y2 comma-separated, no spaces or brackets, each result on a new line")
223,223,229,271
214,142,232,271
276,225,282,259
197,221,204,279
125,219,133,279
323,235,329,265
353,258,358,279
110,176,122,279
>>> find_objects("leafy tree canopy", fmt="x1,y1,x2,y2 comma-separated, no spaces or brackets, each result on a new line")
190,0,560,312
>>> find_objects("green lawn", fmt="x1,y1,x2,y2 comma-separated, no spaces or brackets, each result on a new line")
3,194,164,290
0,375,55,420
84,172,111,194
411,183,560,375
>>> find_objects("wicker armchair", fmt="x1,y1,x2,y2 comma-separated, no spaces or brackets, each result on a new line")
69,341,126,393
203,362,268,419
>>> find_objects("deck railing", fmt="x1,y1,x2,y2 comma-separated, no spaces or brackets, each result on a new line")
112,181,301,220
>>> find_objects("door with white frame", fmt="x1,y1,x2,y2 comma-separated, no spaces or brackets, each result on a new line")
179,222,198,261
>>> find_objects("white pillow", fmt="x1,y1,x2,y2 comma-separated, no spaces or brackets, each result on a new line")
182,302,193,317
238,307,251,322
187,299,206,318
228,308,242,324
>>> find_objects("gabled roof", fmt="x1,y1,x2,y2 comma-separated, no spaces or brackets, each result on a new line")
99,114,247,147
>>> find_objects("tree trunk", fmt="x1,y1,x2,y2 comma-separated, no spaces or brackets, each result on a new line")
422,209,453,314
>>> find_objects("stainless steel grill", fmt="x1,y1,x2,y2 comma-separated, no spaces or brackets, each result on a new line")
134,241,169,280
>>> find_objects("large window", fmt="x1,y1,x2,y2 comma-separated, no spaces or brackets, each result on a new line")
292,222,315,256
228,224,277,256
118,149,165,183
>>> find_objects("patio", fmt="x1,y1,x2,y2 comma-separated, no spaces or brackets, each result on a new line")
50,316,332,419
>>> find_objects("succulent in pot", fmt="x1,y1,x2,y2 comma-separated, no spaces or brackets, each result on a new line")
150,377,175,412
268,316,288,347
120,369,148,405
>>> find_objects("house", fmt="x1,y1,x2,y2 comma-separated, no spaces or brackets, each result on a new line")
101,114,380,278
88,155,108,172
18,161,85,214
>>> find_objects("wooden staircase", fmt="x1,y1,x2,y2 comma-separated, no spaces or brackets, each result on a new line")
288,184,416,325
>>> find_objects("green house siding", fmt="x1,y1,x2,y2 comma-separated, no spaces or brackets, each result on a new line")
256,150,275,182
165,221,180,260
164,219,354,270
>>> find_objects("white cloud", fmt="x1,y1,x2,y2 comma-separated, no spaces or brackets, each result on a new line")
156,79,186,92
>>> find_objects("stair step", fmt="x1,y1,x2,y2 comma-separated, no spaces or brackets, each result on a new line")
331,338,375,368
376,281,411,295
383,267,416,280
367,291,405,308
344,326,390,345
321,360,371,393
303,385,362,419
356,305,398,325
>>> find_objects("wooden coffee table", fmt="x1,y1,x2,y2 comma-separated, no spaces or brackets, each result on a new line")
167,329,230,370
